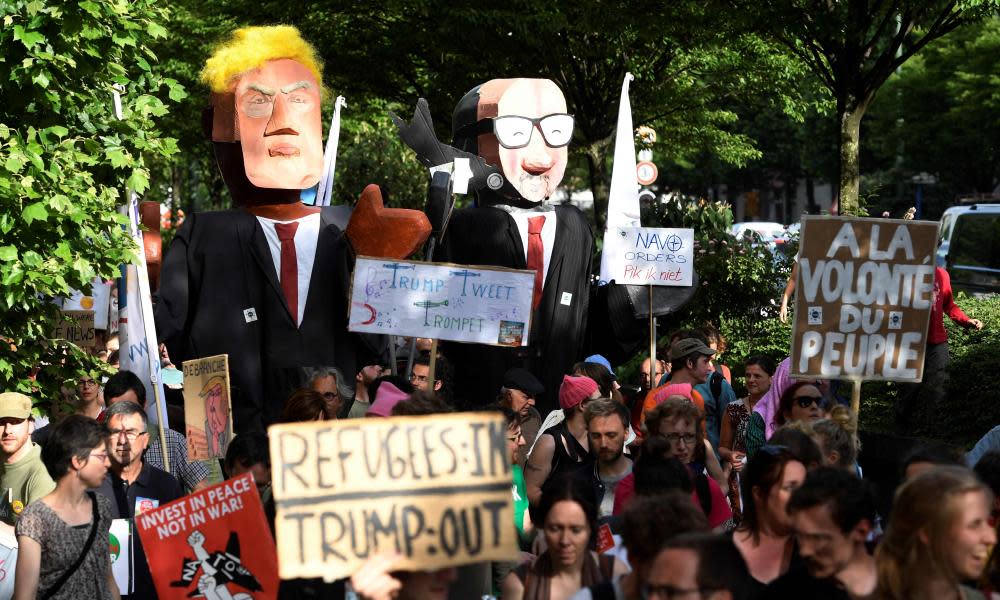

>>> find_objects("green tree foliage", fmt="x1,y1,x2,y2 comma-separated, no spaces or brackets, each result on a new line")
0,0,179,404
184,0,805,230
862,16,1000,217
734,0,999,215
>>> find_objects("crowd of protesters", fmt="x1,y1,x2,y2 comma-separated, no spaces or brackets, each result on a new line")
4,321,1000,600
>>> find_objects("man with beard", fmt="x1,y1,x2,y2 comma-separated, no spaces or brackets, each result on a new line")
0,392,54,534
97,401,183,600
765,467,878,599
348,364,384,418
585,399,632,518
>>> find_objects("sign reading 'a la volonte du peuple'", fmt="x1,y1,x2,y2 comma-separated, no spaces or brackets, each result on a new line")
791,216,938,382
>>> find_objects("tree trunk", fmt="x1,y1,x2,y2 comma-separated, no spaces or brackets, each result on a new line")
584,141,611,233
837,103,866,216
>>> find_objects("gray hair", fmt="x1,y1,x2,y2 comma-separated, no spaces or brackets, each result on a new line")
103,399,147,430
304,366,354,400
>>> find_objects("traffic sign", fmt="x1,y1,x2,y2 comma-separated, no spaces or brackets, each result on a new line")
636,161,658,185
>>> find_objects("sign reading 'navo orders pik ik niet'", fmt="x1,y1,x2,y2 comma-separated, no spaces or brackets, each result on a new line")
791,216,938,382
269,413,519,581
348,257,536,346
600,227,695,286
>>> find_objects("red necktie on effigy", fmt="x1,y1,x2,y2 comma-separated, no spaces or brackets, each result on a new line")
527,215,545,310
274,222,300,324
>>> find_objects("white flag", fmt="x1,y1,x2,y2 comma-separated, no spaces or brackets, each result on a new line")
118,193,169,428
315,95,347,206
600,73,642,284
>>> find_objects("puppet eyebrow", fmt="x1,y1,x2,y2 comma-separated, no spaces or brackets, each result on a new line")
280,81,312,94
246,83,277,96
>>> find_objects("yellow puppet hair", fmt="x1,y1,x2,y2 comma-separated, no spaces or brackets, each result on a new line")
200,25,323,93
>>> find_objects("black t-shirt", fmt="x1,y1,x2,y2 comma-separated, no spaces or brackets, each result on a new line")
764,567,850,600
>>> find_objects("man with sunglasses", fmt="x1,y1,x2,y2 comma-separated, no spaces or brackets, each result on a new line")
96,400,183,600
424,78,593,414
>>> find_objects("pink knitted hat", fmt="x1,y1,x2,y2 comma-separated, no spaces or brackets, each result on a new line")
367,383,408,417
559,375,599,410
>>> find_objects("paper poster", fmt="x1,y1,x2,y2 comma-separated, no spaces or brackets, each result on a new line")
0,528,16,598
52,310,96,348
600,227,695,286
269,413,519,581
135,474,278,599
348,257,535,346
63,277,112,329
790,216,938,382
110,518,134,594
182,355,233,461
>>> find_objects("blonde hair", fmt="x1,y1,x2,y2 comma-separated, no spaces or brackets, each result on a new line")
874,466,992,599
201,26,323,93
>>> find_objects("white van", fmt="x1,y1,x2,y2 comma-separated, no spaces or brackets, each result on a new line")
937,203,1000,294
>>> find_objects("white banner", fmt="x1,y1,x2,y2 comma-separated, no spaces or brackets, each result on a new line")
109,518,133,595
599,72,641,284
349,257,535,346
62,278,113,330
601,227,695,286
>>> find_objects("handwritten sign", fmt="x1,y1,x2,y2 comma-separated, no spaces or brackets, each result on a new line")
269,413,519,581
182,355,233,461
791,216,938,382
135,473,279,599
600,227,695,286
52,310,96,347
349,257,535,346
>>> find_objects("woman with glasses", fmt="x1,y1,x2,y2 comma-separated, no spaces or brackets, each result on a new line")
875,466,994,600
732,445,806,590
75,374,103,419
502,476,613,600
613,399,732,529
14,415,119,599
776,381,828,427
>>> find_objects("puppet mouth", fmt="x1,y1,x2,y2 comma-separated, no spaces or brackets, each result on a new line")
268,145,301,157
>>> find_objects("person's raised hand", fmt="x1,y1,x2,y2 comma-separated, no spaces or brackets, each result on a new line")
350,553,404,600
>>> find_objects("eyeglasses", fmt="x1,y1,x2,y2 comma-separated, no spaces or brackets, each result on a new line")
457,113,575,150
108,428,147,441
320,391,339,401
88,452,108,462
78,378,98,387
642,583,719,599
662,433,696,446
410,373,429,383
794,395,826,409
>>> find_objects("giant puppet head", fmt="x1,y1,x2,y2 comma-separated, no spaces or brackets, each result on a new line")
201,26,324,199
452,79,573,209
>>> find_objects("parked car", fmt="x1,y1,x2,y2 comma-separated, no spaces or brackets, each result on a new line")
937,203,1000,294
731,221,789,252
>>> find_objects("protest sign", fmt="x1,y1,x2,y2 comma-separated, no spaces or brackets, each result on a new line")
600,227,695,286
110,518,134,594
63,277,112,329
182,355,233,461
0,529,16,598
52,310,96,347
348,257,535,346
135,473,278,600
791,216,938,382
269,412,519,581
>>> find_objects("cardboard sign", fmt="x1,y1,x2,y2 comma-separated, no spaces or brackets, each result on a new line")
791,217,938,382
348,257,535,346
269,413,519,581
52,310,96,347
182,355,233,461
110,518,134,594
135,474,279,600
63,278,112,329
600,227,695,286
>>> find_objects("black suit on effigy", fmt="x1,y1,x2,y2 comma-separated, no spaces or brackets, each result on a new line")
438,204,593,415
155,205,375,433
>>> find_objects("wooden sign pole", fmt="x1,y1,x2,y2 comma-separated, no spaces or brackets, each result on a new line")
648,285,656,386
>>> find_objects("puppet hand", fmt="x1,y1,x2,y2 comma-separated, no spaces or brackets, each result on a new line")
391,99,452,169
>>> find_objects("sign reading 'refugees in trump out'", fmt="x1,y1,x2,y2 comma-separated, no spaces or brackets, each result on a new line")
792,216,939,382
269,413,519,581
348,257,535,347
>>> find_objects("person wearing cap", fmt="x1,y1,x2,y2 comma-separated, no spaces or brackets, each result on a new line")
524,375,600,506
497,367,544,465
0,392,54,533
639,337,714,433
